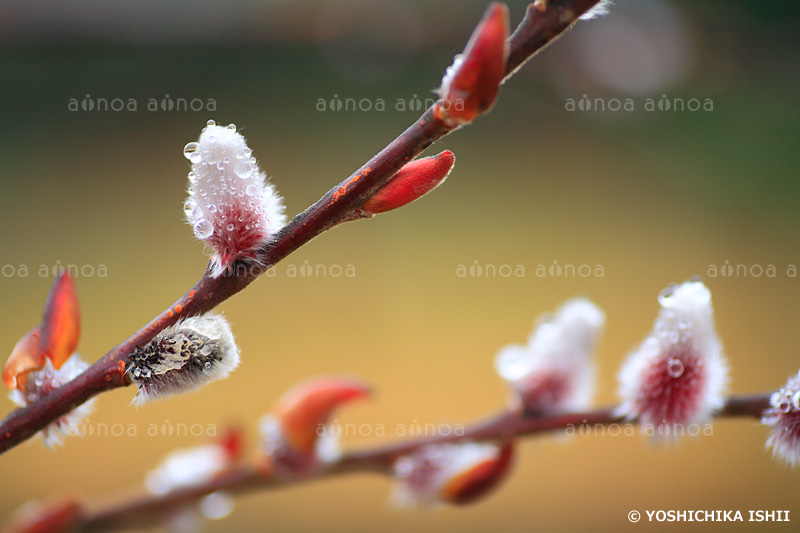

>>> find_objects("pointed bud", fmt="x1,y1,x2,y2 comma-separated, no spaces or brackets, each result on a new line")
391,441,514,507
126,313,239,405
3,327,43,390
495,298,604,414
617,279,729,438
3,272,79,389
184,120,286,278
4,273,91,447
362,151,455,215
436,3,509,127
40,271,80,370
761,370,800,467
258,376,371,478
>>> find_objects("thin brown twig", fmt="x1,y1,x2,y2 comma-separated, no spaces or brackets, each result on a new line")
73,393,771,532
0,0,602,455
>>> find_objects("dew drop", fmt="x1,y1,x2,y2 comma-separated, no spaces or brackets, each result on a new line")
189,152,202,164
183,200,197,218
208,135,217,144
226,223,235,232
183,142,199,160
244,148,252,158
227,123,236,131
657,284,678,306
208,204,217,214
666,357,684,378
793,391,800,410
193,219,214,239
199,345,213,356
245,184,258,196
234,160,252,179
206,119,216,127
216,161,225,171
204,361,212,369
770,392,783,408
779,400,792,413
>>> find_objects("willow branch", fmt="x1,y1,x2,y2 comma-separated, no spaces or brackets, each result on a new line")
0,0,602,455
70,393,770,532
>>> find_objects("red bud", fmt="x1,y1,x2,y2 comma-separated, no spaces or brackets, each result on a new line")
363,151,455,214
441,441,515,505
436,3,509,126
273,376,371,454
3,272,80,390
3,327,44,389
41,272,80,370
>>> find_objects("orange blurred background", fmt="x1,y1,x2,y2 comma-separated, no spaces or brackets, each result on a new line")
1,0,798,531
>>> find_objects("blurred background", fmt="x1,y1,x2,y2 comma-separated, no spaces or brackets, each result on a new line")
1,0,798,531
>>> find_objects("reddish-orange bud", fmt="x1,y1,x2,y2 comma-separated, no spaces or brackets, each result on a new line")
362,151,455,214
436,3,509,126
3,326,44,389
441,441,515,505
273,376,371,454
40,272,80,370
3,272,80,390
392,440,515,507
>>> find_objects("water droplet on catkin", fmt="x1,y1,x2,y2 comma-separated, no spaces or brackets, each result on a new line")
183,142,199,160
193,219,214,239
666,357,684,378
234,160,252,179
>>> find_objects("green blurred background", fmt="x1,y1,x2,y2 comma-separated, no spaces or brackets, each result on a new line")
1,0,798,531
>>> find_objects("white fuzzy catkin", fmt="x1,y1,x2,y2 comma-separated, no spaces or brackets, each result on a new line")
183,121,286,277
9,354,94,447
762,370,800,467
616,279,728,435
126,314,239,405
390,442,501,508
494,298,605,413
